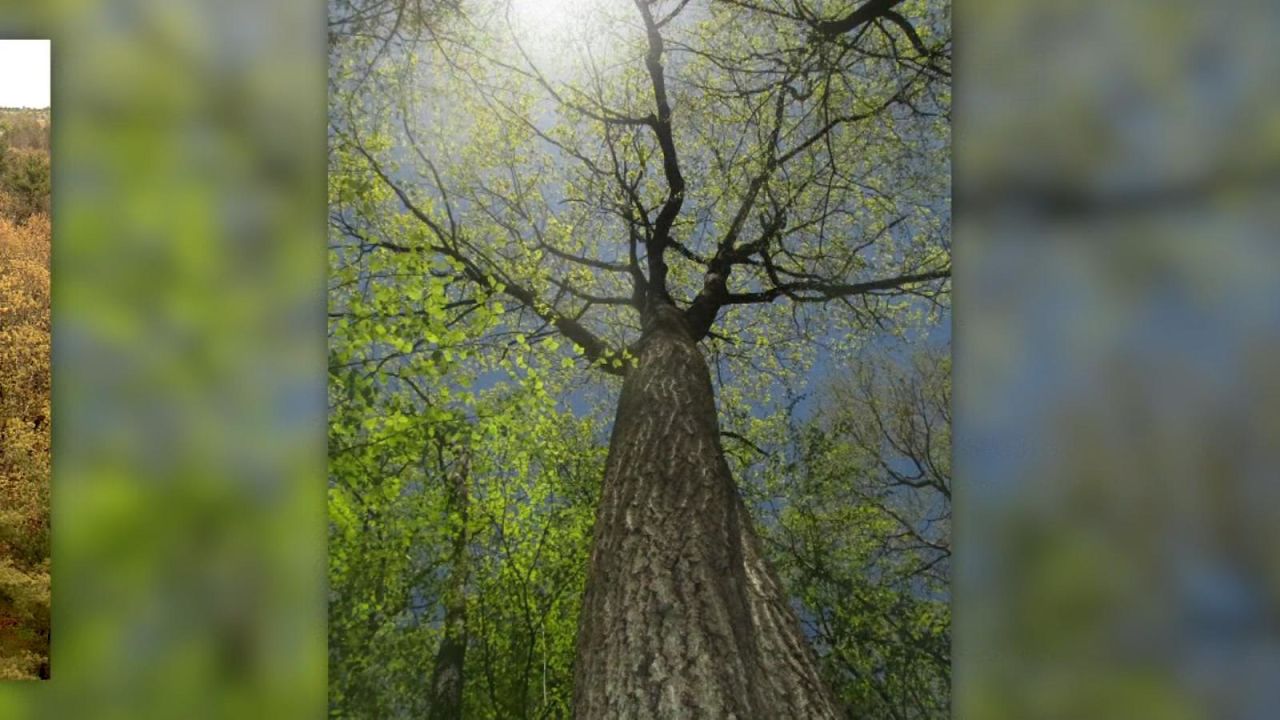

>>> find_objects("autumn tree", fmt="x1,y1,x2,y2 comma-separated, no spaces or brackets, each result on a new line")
330,0,949,715
0,208,51,680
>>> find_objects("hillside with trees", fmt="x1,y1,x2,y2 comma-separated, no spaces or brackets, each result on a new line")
0,106,51,680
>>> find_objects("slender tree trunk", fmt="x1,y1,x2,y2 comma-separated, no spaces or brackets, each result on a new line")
428,452,469,720
572,305,840,719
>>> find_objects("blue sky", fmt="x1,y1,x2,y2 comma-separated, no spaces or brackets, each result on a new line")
0,40,50,108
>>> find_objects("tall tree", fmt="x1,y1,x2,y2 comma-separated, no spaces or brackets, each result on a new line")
329,0,949,715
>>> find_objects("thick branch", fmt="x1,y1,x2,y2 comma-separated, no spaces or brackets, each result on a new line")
814,0,906,37
685,268,949,342
635,0,686,304
724,269,950,305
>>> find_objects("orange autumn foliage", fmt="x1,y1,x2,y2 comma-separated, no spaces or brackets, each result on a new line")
0,208,50,679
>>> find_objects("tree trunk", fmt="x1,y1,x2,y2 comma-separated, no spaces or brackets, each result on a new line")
572,305,840,719
427,452,469,720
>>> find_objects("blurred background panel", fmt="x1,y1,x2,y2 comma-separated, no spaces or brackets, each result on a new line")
956,1,1280,719
0,0,326,718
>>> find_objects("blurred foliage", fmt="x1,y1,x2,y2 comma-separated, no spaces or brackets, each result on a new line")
0,206,50,680
0,0,327,718
957,1,1280,719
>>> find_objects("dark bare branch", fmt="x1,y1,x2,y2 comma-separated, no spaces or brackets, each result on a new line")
813,0,906,37
722,268,950,305
634,0,686,303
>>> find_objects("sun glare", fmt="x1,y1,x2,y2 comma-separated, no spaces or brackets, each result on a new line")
503,0,628,70
507,0,595,37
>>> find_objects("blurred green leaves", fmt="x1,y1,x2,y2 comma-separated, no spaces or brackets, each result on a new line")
956,2,1280,718
0,0,325,717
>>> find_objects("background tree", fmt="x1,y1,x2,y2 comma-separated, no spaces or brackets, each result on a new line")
743,343,950,718
2,152,51,222
0,110,50,153
329,0,949,715
0,111,52,222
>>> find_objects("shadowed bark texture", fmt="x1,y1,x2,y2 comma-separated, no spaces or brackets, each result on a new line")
572,305,840,719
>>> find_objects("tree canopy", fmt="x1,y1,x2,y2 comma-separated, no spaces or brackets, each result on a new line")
0,108,51,680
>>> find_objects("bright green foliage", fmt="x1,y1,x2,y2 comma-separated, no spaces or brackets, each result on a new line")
327,367,602,717
461,409,601,719
329,112,608,715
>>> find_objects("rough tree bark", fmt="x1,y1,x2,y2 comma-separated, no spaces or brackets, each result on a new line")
427,452,469,720
572,305,840,719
